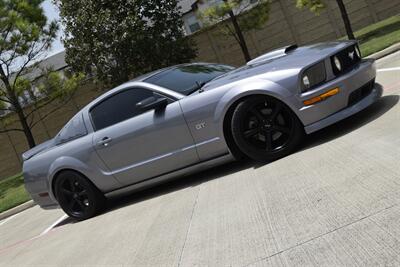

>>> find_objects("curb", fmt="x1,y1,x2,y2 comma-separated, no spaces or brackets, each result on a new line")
367,43,400,60
0,200,36,221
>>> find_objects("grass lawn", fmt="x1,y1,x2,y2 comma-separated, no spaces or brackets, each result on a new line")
0,174,31,214
356,15,400,57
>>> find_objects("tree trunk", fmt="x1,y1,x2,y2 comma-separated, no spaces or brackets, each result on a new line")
1,74,36,149
15,104,36,148
226,8,251,62
336,0,355,40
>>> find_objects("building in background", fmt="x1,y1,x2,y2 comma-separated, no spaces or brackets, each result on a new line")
179,0,260,35
179,0,201,35
0,51,68,116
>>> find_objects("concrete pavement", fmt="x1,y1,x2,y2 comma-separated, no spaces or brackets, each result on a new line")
0,52,399,266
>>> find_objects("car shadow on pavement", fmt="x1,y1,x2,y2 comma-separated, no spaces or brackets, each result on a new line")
105,159,255,214
100,95,399,218
53,160,252,225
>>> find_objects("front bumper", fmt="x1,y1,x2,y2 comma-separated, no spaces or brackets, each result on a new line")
304,82,382,134
293,59,381,133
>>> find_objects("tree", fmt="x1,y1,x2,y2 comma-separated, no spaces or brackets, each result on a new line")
296,0,355,40
0,0,61,148
0,69,84,148
200,0,270,62
56,0,197,85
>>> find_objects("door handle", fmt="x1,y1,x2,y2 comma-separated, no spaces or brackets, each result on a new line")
98,137,112,147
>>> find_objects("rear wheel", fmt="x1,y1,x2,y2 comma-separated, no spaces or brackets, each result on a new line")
55,171,105,220
231,95,303,162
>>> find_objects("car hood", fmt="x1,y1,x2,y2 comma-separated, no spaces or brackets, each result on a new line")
22,139,55,161
201,41,356,91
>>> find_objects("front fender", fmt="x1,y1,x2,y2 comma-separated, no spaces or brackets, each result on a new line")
214,79,297,137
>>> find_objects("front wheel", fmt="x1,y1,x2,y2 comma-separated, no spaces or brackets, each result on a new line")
55,171,106,220
231,95,303,162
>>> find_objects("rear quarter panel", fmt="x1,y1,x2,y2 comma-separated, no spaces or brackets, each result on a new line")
24,133,121,204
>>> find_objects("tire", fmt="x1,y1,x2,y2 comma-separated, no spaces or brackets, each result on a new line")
54,171,106,220
231,95,303,162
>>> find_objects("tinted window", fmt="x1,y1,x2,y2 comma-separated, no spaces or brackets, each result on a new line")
56,114,87,144
90,88,154,131
145,64,235,95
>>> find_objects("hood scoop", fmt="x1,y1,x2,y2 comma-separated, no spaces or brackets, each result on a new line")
247,44,298,66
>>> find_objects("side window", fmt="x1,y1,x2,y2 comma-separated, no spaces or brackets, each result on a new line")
56,114,88,144
90,88,156,131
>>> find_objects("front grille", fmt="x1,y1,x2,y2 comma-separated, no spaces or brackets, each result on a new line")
331,45,361,76
348,79,375,106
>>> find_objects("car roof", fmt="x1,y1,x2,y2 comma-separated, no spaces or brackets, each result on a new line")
80,62,235,118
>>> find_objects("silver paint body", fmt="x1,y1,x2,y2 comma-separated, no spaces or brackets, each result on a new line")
23,41,381,209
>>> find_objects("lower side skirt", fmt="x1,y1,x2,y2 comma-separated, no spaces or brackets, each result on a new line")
105,153,234,199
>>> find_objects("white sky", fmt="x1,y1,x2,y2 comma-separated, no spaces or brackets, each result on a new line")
41,0,65,56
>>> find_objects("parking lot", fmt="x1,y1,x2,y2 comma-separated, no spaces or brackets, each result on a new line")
1,51,400,266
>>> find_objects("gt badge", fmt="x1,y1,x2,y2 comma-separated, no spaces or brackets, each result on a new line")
195,122,206,130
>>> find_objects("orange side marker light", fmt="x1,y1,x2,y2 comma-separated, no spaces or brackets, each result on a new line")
303,88,340,106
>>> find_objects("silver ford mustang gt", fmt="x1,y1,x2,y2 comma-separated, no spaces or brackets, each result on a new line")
23,41,382,220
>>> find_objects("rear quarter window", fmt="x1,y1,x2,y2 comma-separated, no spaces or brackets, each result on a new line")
55,114,88,144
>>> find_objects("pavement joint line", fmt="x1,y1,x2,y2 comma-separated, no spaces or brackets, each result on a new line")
178,185,202,267
242,203,399,267
39,214,69,237
377,67,400,72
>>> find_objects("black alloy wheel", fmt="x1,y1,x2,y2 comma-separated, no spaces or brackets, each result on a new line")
55,171,105,220
231,95,303,162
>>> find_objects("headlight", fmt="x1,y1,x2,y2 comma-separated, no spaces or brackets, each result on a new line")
333,56,342,71
355,45,361,58
301,61,326,92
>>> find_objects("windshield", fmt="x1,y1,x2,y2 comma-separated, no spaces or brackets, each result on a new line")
144,64,235,95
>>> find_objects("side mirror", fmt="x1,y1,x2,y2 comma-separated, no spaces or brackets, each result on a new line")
136,96,168,112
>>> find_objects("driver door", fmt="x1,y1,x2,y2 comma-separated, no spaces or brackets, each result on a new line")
91,87,199,185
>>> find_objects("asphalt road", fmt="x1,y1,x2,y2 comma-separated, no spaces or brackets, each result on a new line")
1,52,400,266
